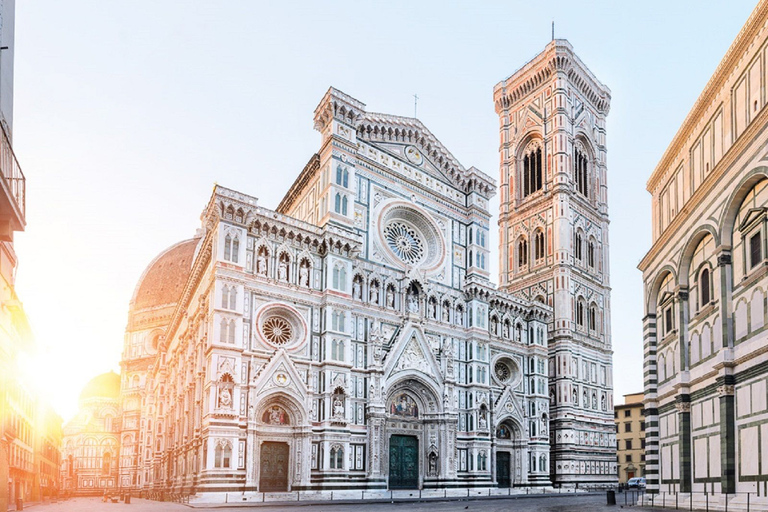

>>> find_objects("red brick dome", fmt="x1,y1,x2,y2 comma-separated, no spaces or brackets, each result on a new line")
131,238,200,310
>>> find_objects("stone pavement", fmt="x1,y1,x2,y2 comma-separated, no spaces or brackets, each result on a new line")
13,494,668,512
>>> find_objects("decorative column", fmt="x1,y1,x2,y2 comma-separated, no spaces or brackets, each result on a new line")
642,311,660,493
675,395,692,492
718,377,736,494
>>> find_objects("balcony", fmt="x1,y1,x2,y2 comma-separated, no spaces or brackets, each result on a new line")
0,122,25,240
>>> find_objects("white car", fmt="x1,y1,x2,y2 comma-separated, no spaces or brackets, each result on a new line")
627,477,646,489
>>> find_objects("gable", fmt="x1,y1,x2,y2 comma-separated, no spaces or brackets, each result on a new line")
383,322,442,390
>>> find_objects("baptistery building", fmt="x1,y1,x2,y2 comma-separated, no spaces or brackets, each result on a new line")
117,40,616,496
639,0,768,505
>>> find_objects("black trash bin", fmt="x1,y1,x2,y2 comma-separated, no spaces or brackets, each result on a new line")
606,490,616,505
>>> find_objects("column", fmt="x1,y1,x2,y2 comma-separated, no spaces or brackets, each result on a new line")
718,378,736,494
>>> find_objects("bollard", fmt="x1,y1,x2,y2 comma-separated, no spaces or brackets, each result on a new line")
606,490,616,505
125,494,131,504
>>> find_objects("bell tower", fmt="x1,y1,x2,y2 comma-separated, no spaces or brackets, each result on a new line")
494,40,616,486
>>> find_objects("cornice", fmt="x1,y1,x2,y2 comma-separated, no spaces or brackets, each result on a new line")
494,39,611,115
646,0,768,192
639,101,768,272
276,153,321,214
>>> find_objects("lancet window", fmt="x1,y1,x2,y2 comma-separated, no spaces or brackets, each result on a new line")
521,142,543,198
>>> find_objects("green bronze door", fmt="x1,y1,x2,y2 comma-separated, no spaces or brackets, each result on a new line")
259,442,289,492
496,451,511,488
389,435,419,489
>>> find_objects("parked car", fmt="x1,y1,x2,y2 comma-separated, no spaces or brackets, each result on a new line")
627,477,646,489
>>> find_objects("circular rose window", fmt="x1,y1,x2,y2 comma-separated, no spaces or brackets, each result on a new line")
255,302,307,351
494,357,521,387
262,317,293,346
376,200,445,272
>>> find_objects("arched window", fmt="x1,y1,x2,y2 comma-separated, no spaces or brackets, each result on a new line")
521,143,543,197
334,193,341,213
224,234,231,260
229,286,237,310
232,237,239,263
214,441,232,469
576,300,585,327
534,230,545,262
517,238,528,268
331,339,345,361
330,445,343,469
589,305,597,332
700,268,711,308
221,286,229,308
574,146,589,197
588,240,596,268
220,318,228,343
102,452,112,475
342,195,348,216
332,264,347,291
575,232,583,262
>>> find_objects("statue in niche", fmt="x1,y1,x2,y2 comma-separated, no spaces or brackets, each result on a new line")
503,322,510,339
408,292,419,314
352,279,362,300
333,397,345,418
479,409,488,429
443,302,450,321
428,452,438,476
592,392,597,410
601,394,606,411
429,300,436,319
386,287,395,308
218,388,232,409
257,250,268,276
278,259,288,282
299,262,310,287
369,282,379,304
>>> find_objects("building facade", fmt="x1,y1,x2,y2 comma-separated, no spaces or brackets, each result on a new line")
639,0,768,500
615,393,645,484
115,40,616,498
60,373,121,496
493,40,616,486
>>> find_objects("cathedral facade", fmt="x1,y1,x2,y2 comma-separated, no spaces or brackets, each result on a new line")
116,41,615,497
639,0,768,502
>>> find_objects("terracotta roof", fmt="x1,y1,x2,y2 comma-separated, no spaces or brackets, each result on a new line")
132,238,200,311
79,371,121,401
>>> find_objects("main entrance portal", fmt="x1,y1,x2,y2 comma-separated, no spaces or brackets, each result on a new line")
496,451,511,488
259,442,289,492
389,435,418,489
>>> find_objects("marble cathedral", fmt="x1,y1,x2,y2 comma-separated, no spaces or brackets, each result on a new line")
116,40,615,497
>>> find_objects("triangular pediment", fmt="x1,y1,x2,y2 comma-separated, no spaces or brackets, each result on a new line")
252,349,308,401
738,207,767,232
366,140,460,190
494,386,526,427
383,323,442,389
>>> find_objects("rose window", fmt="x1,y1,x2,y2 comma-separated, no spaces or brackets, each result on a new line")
262,317,293,345
495,361,511,382
376,200,446,273
255,302,307,351
384,222,425,264
493,357,521,387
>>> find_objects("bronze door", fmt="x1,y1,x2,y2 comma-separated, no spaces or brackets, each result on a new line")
389,435,418,489
259,442,289,492
496,451,511,488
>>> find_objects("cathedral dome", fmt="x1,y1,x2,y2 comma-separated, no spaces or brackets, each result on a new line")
79,371,121,401
131,237,200,311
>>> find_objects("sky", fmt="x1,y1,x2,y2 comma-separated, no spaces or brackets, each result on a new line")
10,0,759,421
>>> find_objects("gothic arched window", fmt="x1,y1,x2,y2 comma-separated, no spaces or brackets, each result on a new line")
576,300,585,328
574,145,589,197
534,230,545,262
517,238,528,268
330,445,344,469
589,304,597,332
575,232,583,262
700,267,711,308
588,240,596,268
521,143,543,198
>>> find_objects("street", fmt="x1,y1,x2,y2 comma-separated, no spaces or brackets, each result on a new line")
21,494,665,512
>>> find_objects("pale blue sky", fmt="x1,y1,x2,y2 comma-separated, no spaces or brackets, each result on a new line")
11,1,757,420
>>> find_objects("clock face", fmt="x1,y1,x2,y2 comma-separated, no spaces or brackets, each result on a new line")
405,145,424,165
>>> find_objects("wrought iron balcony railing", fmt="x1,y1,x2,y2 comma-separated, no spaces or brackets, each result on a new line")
0,121,25,230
